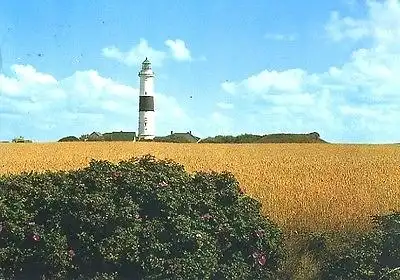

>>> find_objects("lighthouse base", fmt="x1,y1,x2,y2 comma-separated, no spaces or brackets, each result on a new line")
138,134,155,140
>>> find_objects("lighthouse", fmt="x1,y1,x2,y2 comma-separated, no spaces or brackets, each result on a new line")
138,57,155,140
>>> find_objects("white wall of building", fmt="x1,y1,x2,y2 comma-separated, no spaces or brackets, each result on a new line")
138,111,155,139
140,76,154,97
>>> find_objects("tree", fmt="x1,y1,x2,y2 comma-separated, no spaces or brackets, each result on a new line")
58,136,80,142
79,134,90,141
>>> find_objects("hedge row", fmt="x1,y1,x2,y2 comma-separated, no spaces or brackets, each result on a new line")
0,155,398,279
0,155,283,280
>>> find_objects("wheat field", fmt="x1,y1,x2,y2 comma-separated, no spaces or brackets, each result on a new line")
1,142,399,233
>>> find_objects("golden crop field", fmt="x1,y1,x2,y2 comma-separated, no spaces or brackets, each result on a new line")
1,142,399,233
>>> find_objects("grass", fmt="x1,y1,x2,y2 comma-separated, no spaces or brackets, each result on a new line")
1,141,399,234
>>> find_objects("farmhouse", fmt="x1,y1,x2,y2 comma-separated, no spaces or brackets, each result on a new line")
12,136,32,143
103,131,136,142
168,131,200,143
88,132,104,141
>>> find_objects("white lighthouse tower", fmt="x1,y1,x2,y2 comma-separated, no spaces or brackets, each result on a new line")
138,57,155,140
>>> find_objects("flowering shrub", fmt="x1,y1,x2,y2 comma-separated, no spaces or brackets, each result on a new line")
0,154,283,279
321,211,400,280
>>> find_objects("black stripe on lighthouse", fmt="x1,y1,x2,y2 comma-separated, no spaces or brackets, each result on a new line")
139,96,154,111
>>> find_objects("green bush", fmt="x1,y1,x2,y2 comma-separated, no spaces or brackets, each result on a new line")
0,155,283,279
321,211,400,280
58,136,80,142
153,136,192,143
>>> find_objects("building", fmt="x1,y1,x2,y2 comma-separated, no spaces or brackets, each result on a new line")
167,131,200,143
103,131,136,141
88,132,104,141
138,57,155,140
11,136,33,143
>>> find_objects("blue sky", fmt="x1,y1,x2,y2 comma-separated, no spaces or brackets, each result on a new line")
1,0,399,143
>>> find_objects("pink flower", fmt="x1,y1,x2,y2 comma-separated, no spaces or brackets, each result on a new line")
135,214,143,221
201,213,212,221
252,251,267,265
32,233,40,242
68,249,75,258
257,254,267,266
239,188,245,195
255,229,264,238
112,171,121,178
158,181,168,187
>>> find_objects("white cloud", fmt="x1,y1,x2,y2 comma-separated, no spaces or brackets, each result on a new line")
209,112,234,135
325,11,371,42
3,1,400,143
12,64,57,84
262,93,315,106
216,102,234,110
102,38,166,67
0,74,21,95
264,33,297,41
0,64,59,98
221,0,400,143
343,0,358,9
0,64,189,141
222,68,307,98
0,64,64,101
221,81,237,95
245,69,306,93
325,0,400,46
165,39,192,61
0,64,238,141
102,38,200,65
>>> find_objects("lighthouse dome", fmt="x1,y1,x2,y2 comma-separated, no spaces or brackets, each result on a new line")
141,57,152,70
142,57,151,64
